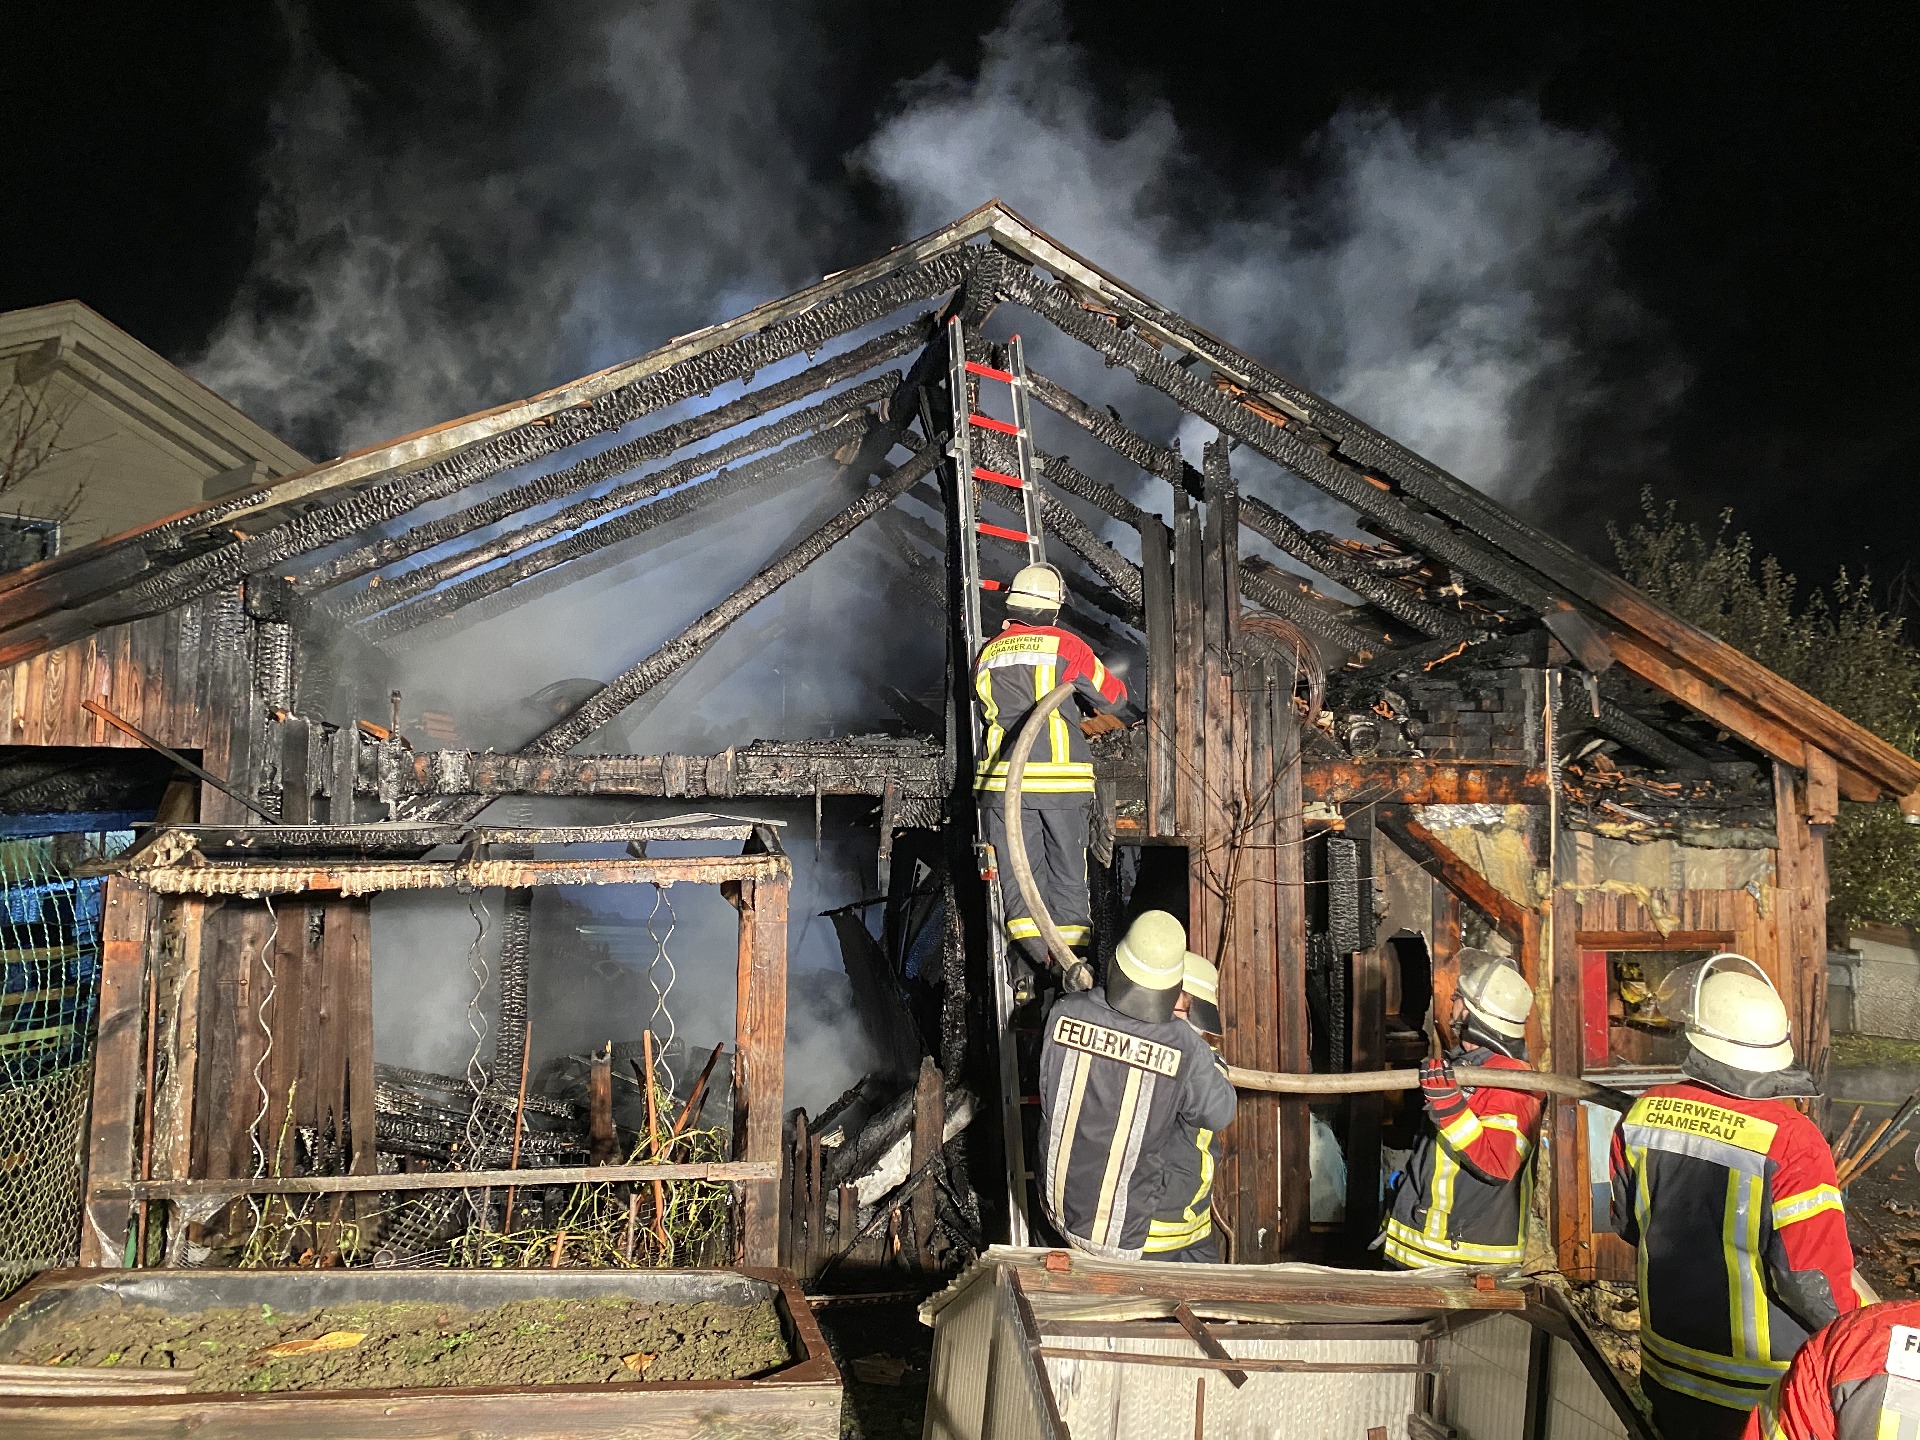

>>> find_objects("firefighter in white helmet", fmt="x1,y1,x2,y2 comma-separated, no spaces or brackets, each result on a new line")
1144,951,1228,1262
1039,913,1236,1258
1610,954,1856,1440
1382,954,1543,1271
973,562,1128,1001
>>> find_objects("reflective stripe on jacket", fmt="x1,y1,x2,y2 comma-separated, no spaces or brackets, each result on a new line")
974,624,1126,798
1038,988,1236,1258
1611,1081,1858,1413
1383,1048,1542,1268
1744,1300,1920,1440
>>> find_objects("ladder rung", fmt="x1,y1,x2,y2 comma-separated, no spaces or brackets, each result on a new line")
973,465,1024,490
968,413,1020,436
978,522,1031,544
980,578,1005,591
964,360,1016,382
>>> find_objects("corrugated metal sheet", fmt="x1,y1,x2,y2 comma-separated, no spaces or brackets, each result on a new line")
1439,1312,1531,1438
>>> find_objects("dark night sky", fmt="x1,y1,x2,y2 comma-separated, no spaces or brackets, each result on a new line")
4,2,1915,596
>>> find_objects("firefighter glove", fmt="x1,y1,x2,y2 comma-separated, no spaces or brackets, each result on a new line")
1418,1055,1469,1125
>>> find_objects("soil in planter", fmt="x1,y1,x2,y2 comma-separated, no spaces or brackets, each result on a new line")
5,1295,788,1393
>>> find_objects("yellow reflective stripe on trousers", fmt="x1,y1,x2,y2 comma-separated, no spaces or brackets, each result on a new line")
1773,1183,1844,1228
1146,1126,1216,1252
1090,1066,1144,1248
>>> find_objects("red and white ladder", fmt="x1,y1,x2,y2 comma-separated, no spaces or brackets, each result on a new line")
945,315,1050,1244
946,314,1048,660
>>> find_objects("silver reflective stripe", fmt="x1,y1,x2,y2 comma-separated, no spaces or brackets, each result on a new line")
1102,1071,1157,1250
1622,1121,1772,1175
1884,1375,1920,1440
1045,1049,1082,1219
1730,1171,1761,1361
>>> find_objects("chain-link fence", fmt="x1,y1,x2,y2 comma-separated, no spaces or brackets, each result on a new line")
0,827,133,1293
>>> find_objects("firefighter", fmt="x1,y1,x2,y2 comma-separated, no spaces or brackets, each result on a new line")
1610,954,1857,1440
1382,956,1542,1271
1145,951,1226,1262
974,562,1128,999
1745,1299,1920,1440
1039,911,1237,1259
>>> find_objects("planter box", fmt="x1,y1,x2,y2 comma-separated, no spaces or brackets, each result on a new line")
0,1266,839,1439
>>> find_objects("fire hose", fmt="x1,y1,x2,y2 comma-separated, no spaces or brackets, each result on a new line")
1000,683,1636,1112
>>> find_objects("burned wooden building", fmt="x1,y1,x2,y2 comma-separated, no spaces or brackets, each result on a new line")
0,202,1914,1287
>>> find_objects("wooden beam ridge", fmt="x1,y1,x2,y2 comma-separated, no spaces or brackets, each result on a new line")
357,416,875,641
296,324,929,595
1237,492,1479,641
98,251,973,625
1236,558,1382,658
407,443,944,822
1606,630,1809,769
995,264,1574,618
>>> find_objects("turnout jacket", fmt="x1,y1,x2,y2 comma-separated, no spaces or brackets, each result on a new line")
973,623,1126,803
1147,1026,1225,1254
1611,1078,1857,1413
1383,1042,1543,1268
1746,1300,1920,1440
1039,988,1236,1258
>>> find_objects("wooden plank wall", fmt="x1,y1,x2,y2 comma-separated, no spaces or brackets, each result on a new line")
0,593,265,823
1157,443,1309,1262
183,900,376,1191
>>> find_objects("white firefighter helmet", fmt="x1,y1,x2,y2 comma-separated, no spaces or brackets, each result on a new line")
1107,910,1186,1024
1457,958,1534,1039
1005,563,1066,615
1664,953,1795,1073
1181,951,1222,1034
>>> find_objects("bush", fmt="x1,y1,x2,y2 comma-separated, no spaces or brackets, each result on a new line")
1611,491,1920,929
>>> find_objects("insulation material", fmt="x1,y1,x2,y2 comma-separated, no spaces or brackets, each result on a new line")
1559,832,1774,934
1415,804,1547,908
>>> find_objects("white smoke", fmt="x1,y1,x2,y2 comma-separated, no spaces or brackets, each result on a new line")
195,1,853,460
862,0,1651,502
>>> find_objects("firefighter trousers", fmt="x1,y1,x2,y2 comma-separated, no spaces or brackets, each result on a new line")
980,798,1091,974
1642,1376,1752,1440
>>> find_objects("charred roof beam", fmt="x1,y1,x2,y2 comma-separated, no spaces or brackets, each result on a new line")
333,377,896,626
995,263,1579,623
359,412,878,642
299,321,931,594
1237,493,1482,642
107,250,974,621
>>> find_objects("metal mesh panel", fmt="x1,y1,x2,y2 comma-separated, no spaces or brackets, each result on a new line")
0,828,132,1292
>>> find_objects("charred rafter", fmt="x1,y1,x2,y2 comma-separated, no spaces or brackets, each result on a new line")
337,380,893,626
994,262,1575,619
1237,557,1386,660
103,251,973,624
1237,494,1482,641
300,322,930,595
403,439,944,821
361,414,877,641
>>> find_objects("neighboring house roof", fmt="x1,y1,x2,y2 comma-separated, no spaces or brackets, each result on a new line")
0,203,1912,812
0,301,307,549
